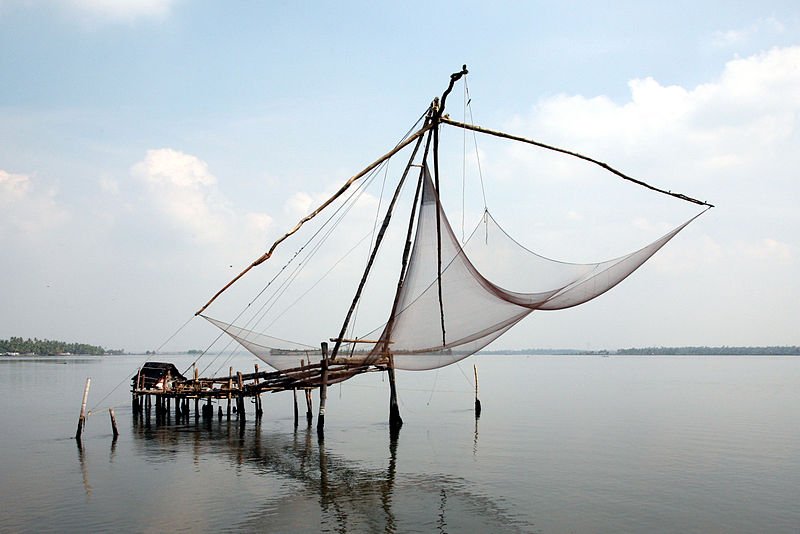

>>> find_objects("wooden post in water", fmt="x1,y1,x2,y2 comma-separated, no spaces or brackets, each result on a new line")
317,342,329,434
473,364,482,418
293,389,299,428
254,363,263,418
227,366,233,419
387,355,403,432
305,389,313,426
133,368,142,413
109,407,119,438
237,371,245,422
194,365,200,420
301,359,313,426
75,378,91,440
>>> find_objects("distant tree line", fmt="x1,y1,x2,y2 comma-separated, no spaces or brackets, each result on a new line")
616,346,800,355
0,337,108,355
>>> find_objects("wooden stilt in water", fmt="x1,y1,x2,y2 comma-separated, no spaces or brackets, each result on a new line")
305,389,313,426
473,364,482,418
237,371,245,422
193,364,200,420
109,407,119,438
317,342,329,435
75,378,91,440
254,363,263,418
293,389,299,428
227,366,233,419
133,368,142,413
387,355,403,432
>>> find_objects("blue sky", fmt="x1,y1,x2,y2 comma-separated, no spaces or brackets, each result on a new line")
1,1,799,352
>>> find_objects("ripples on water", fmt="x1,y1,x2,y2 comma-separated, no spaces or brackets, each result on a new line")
1,354,799,533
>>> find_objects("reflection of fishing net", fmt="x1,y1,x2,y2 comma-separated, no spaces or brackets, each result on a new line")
209,167,702,372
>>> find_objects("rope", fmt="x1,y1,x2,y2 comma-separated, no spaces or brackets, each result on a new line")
464,79,488,211
462,79,467,243
199,111,429,377
198,160,387,377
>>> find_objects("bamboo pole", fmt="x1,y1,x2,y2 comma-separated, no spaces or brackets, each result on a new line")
387,356,403,432
75,378,91,440
293,389,299,428
195,123,434,316
109,407,119,438
440,117,713,208
227,366,233,419
194,364,200,420
317,342,329,434
473,364,482,418
305,389,313,427
254,363,262,418
237,371,245,422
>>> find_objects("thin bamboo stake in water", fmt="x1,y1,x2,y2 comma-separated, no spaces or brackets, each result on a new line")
75,378,91,440
473,364,482,418
109,407,119,438
317,342,329,434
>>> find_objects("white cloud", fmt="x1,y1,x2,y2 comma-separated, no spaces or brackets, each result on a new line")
711,17,785,48
132,148,272,250
502,46,800,209
738,238,794,264
0,169,68,237
98,176,120,195
66,0,176,21
0,169,29,198
486,46,800,347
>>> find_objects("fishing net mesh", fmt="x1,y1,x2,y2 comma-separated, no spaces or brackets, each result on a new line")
207,167,701,371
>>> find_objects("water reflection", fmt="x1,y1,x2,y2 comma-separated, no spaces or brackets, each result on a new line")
128,416,530,533
75,440,92,500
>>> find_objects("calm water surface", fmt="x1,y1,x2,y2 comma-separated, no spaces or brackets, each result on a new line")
0,354,798,533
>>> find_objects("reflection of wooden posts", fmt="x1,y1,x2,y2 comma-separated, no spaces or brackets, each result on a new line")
317,343,329,434
109,407,119,438
473,364,482,418
388,355,403,432
237,371,245,422
75,378,91,439
301,359,313,426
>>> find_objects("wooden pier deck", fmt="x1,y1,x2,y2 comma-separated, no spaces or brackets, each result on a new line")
131,358,386,425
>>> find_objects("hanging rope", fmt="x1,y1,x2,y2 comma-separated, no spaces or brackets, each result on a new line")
463,79,488,211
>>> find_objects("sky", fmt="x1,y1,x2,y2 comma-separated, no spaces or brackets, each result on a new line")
1,1,799,353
